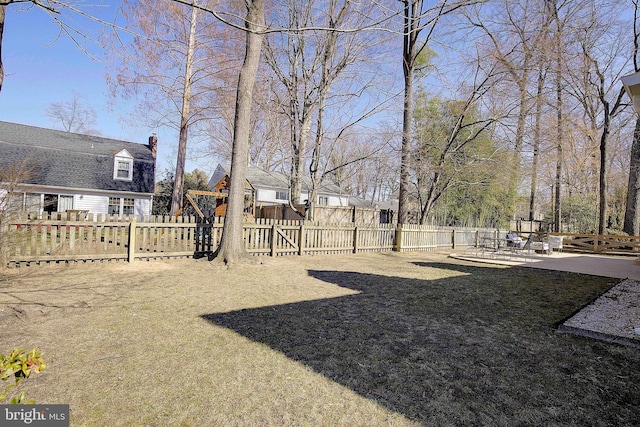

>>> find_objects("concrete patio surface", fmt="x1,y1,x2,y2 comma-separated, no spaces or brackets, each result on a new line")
451,250,640,279
450,251,640,349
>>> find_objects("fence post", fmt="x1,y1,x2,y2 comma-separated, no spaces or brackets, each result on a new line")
0,223,7,268
594,234,599,253
271,223,277,257
298,224,305,256
451,229,456,250
353,226,359,254
128,221,137,263
394,225,403,252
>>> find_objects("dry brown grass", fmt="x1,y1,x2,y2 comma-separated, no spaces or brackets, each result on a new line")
1,252,638,426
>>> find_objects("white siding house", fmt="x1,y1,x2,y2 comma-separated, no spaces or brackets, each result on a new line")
0,121,157,217
208,164,350,208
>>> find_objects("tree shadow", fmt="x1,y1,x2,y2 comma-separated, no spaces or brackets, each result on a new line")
201,264,635,425
411,260,496,275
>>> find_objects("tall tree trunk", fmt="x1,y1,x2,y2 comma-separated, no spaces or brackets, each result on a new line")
508,83,528,218
0,5,5,93
552,1,563,233
398,0,420,225
598,122,608,235
290,114,310,209
399,63,413,225
170,3,198,217
308,102,325,221
596,89,616,236
529,69,545,221
212,0,265,265
553,71,563,232
623,1,640,236
624,118,640,236
307,0,348,222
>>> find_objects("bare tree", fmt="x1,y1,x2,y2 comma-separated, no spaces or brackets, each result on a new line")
624,0,640,236
528,64,548,222
169,2,200,217
467,0,553,220
45,90,98,133
259,0,395,220
567,4,628,234
1,3,5,92
548,0,565,232
397,0,477,224
200,61,297,173
326,131,399,203
174,0,400,261
211,0,265,265
106,0,229,217
262,2,315,211
305,2,394,219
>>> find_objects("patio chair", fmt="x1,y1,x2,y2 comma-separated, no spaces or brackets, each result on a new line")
506,233,526,249
530,233,551,255
506,234,533,260
548,235,563,253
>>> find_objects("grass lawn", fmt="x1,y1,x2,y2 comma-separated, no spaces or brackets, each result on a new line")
1,252,638,426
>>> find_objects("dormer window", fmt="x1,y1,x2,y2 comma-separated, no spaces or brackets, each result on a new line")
113,150,134,181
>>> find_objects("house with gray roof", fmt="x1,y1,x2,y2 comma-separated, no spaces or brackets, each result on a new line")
0,121,156,217
208,163,349,208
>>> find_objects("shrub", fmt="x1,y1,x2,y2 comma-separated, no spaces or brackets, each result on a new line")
0,348,46,404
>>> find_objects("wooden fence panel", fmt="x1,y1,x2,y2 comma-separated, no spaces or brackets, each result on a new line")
3,216,200,265
302,225,356,255
355,225,395,253
398,226,439,252
453,229,480,249
134,222,197,259
246,223,271,255
559,233,640,254
0,213,524,268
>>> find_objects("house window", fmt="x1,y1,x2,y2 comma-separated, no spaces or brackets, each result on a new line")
114,150,134,181
108,197,120,215
115,159,133,180
122,198,135,215
275,191,288,201
108,197,136,216
318,196,329,206
43,194,58,214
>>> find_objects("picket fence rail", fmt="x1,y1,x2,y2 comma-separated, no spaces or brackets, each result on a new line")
0,213,505,267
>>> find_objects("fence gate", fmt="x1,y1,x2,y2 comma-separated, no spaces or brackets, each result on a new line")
260,223,298,256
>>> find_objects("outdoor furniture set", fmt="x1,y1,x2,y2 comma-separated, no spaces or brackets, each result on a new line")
475,233,563,260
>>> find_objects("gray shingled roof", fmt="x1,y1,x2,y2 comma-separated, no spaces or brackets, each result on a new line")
0,121,155,194
210,163,345,195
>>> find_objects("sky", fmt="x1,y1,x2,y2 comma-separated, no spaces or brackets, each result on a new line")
0,2,206,179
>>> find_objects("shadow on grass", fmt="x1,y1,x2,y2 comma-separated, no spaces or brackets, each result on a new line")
202,261,640,426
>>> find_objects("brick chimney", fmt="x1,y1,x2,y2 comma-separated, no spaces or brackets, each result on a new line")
148,134,158,159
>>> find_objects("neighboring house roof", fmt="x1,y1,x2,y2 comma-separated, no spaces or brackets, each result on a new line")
0,121,156,194
348,196,379,208
209,163,345,196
